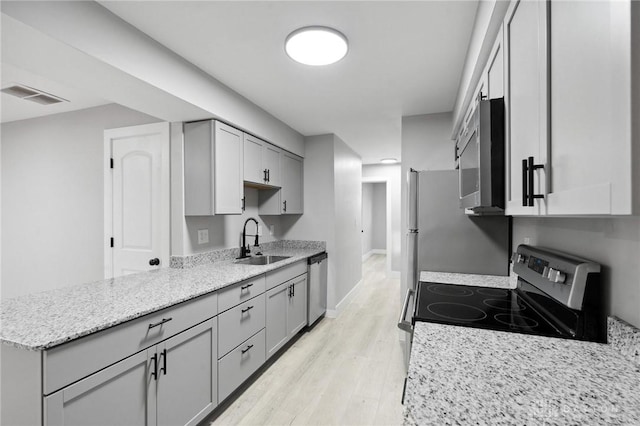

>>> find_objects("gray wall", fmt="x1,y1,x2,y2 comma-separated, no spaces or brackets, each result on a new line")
371,183,387,250
1,104,161,300
362,183,374,255
400,112,456,299
280,134,362,314
512,217,640,329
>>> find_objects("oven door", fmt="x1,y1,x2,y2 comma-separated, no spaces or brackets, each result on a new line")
397,288,415,371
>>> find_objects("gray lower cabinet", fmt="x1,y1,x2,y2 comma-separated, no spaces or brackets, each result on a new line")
218,329,266,402
45,318,217,426
265,274,308,359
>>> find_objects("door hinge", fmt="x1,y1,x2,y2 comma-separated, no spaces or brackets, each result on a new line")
110,158,114,169
110,237,114,248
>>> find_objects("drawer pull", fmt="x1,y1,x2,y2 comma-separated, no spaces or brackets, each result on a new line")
241,306,254,313
148,317,173,329
241,344,254,354
241,283,254,291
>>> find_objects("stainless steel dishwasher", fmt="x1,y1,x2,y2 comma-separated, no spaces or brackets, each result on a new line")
307,252,328,326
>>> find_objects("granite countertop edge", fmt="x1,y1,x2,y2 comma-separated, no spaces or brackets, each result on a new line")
1,247,325,351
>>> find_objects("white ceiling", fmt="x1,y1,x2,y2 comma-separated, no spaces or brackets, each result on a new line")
0,63,110,123
99,1,478,164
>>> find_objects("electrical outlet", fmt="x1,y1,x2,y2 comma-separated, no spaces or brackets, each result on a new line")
257,224,263,236
197,229,209,245
269,224,275,236
524,236,531,245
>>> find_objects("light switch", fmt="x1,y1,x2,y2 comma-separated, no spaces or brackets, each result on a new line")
197,229,209,244
269,224,275,236
257,224,263,236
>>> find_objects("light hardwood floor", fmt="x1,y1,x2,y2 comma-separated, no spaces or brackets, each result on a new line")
209,254,405,426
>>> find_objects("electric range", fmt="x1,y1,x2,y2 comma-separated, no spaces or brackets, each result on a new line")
412,245,607,343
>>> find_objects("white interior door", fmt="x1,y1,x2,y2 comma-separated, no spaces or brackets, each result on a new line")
104,122,170,278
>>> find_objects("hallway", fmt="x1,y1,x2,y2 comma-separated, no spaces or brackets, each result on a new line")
210,254,405,425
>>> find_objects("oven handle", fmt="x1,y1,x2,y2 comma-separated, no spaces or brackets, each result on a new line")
397,288,415,332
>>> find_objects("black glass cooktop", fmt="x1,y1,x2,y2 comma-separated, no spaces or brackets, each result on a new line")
413,281,568,338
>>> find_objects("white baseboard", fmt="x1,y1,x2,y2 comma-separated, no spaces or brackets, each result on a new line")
325,278,363,318
362,251,373,262
372,249,386,254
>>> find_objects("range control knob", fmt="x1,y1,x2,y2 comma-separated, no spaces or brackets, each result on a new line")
548,268,566,283
511,252,526,264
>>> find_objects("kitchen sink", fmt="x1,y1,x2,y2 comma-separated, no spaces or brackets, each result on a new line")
235,255,291,265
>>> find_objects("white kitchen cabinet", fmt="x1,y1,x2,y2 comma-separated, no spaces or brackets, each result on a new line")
504,0,548,216
258,151,304,215
243,134,281,187
184,120,243,215
45,318,217,426
265,273,308,359
503,0,637,216
218,329,266,403
486,25,503,101
545,0,634,215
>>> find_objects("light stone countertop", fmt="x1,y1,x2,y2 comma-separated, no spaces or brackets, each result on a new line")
0,247,324,351
404,322,640,425
420,270,515,289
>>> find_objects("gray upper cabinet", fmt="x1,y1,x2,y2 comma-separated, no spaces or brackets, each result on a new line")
184,120,243,215
243,134,281,187
258,151,304,215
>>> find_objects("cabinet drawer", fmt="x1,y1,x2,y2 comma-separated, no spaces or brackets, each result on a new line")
218,293,265,358
265,260,307,290
43,292,218,395
217,275,265,313
218,329,266,403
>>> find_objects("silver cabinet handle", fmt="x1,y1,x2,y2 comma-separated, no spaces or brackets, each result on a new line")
397,289,415,332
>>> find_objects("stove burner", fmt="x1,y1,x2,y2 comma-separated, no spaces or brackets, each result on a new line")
427,284,473,297
494,313,539,329
427,302,488,322
482,298,526,311
476,288,509,297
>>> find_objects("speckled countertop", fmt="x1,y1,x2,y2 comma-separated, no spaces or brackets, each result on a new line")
0,246,324,351
404,322,640,425
420,271,514,289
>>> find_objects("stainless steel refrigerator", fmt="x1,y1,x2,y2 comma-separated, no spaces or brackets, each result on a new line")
400,169,510,368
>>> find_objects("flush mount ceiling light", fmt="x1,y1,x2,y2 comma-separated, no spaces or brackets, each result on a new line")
380,158,398,164
285,26,348,66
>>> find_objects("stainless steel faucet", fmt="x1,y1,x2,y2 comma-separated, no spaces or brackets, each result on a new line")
239,217,259,259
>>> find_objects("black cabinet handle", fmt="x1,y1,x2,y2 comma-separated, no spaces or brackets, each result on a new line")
241,283,253,290
283,200,287,212
150,353,158,380
267,169,270,182
149,258,160,266
288,285,292,298
264,169,268,182
527,156,544,206
149,317,172,329
160,349,167,375
241,305,254,313
241,344,254,354
522,159,528,207
241,197,245,211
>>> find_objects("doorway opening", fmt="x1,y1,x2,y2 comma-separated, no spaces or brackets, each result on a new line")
361,181,388,265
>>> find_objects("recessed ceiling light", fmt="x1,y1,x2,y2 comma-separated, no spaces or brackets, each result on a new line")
380,158,398,164
285,26,348,66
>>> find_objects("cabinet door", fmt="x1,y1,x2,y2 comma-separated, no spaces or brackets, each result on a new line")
243,134,264,185
184,121,215,216
263,143,281,187
546,1,632,215
265,282,289,359
288,275,308,337
45,350,155,426
214,121,243,214
281,153,303,214
156,318,217,426
504,0,548,216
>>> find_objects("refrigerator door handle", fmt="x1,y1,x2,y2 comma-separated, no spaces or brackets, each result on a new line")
397,288,415,332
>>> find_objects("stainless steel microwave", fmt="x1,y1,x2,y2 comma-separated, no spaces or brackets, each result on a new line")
458,97,505,213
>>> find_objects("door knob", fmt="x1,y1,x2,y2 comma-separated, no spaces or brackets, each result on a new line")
149,258,160,266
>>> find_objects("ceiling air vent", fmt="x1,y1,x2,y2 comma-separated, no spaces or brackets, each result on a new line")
1,84,68,105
